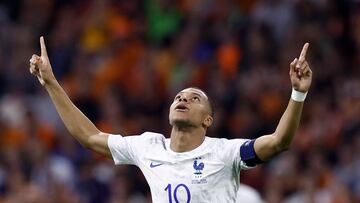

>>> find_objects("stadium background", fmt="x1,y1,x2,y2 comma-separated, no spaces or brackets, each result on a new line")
0,0,359,202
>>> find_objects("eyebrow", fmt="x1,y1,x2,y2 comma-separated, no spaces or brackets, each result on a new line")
177,91,208,100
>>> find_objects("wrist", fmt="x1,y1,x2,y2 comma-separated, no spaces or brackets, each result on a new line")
291,88,308,102
44,77,59,90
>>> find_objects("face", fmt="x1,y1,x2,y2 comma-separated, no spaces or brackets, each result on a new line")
169,88,213,128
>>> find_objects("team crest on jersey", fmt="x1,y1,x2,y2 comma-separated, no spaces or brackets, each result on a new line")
191,157,207,184
193,157,204,175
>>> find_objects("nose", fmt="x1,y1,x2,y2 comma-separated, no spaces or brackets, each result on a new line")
179,96,188,102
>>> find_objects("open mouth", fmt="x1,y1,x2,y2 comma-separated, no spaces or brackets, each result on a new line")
175,104,189,112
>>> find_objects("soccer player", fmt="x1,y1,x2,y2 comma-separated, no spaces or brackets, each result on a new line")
29,36,312,202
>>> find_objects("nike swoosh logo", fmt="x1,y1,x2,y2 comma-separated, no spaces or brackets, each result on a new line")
150,162,163,168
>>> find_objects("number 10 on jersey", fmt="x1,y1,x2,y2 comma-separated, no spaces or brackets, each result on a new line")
165,183,191,203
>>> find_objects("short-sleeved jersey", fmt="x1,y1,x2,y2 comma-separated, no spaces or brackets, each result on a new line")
108,132,254,203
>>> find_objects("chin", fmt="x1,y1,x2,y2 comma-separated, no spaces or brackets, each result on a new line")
170,117,193,127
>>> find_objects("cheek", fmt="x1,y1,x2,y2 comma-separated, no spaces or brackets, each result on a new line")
199,108,210,120
191,107,206,119
169,104,175,114
168,104,178,118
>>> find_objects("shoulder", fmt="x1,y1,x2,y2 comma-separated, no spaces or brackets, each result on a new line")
141,131,165,138
108,131,166,147
207,137,251,162
207,137,249,148
129,132,167,148
139,131,166,142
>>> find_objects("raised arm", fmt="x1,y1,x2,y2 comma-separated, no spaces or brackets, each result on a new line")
254,43,313,161
29,36,111,158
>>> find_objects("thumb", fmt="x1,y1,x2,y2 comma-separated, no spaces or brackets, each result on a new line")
40,36,48,58
289,58,298,75
37,75,45,86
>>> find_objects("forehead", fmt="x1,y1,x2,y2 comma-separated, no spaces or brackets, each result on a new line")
177,88,208,100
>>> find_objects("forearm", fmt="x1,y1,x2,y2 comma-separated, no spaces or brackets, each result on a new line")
45,80,101,147
273,99,303,149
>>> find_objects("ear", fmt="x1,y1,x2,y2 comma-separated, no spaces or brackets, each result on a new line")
203,115,213,128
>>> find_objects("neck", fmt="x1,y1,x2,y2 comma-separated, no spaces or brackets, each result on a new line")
170,125,206,153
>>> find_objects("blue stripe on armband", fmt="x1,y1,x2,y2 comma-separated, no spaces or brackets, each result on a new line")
240,139,264,167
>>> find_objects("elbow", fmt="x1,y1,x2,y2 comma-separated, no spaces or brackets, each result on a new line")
68,127,101,149
276,143,291,152
273,134,293,153
84,134,97,149
82,139,92,149
69,131,93,149
85,132,105,149
273,144,290,155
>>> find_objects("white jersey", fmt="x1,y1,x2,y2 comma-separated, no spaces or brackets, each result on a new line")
108,132,254,203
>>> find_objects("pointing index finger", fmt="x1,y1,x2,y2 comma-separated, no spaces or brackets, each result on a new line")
40,36,48,57
298,42,309,62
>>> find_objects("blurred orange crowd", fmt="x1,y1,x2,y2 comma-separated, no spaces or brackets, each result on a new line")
0,0,359,202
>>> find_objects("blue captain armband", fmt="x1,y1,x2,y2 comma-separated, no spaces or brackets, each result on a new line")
240,139,264,167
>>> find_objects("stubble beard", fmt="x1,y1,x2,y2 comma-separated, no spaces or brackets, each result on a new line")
171,117,197,131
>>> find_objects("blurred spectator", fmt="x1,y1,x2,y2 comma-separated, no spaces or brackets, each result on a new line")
0,0,359,202
237,184,264,203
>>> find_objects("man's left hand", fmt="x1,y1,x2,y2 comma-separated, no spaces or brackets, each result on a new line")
289,43,313,93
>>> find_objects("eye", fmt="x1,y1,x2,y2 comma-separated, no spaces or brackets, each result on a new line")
192,96,200,101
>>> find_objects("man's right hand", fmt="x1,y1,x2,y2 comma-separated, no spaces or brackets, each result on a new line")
29,36,56,86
